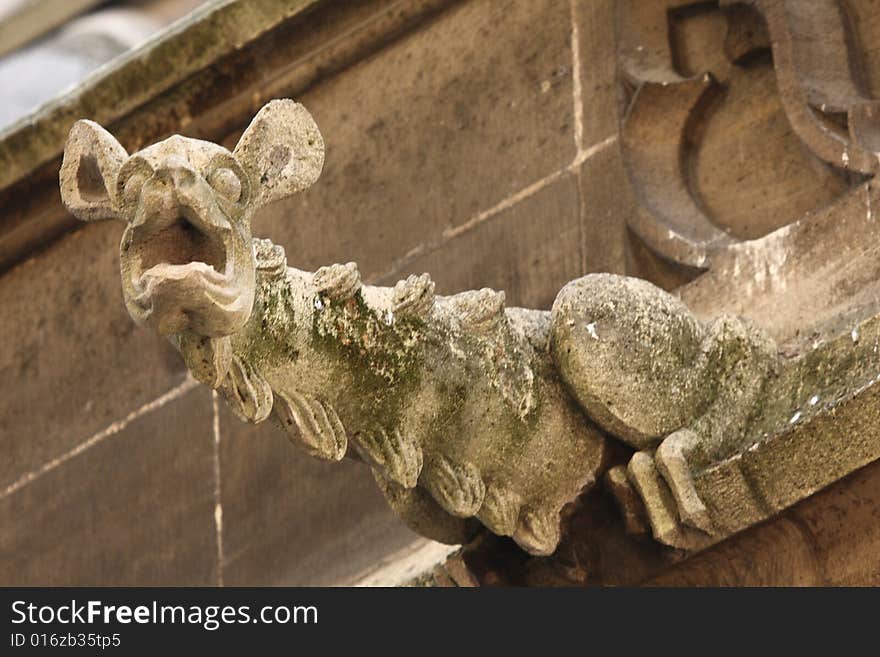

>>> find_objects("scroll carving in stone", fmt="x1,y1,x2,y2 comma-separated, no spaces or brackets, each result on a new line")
58,99,874,556
617,0,880,268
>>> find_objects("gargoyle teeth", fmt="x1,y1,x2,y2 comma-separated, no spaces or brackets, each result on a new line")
313,262,361,300
423,455,486,518
513,508,561,556
219,356,273,424
355,427,423,489
477,483,521,536
392,273,436,318
451,288,506,332
177,333,233,389
274,389,347,461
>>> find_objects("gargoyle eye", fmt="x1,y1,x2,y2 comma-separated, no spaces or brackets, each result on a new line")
208,167,242,202
122,170,148,204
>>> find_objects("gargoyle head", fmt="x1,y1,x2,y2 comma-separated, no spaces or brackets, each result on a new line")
60,99,324,337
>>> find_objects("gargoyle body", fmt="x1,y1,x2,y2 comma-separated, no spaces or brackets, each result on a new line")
223,245,608,555
59,99,786,555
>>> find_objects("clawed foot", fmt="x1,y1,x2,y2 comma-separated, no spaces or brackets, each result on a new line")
607,429,717,551
655,429,713,533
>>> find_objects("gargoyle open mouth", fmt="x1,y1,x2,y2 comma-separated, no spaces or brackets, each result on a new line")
138,214,228,276
122,204,251,336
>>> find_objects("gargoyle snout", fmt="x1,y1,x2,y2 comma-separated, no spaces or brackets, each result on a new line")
153,155,197,189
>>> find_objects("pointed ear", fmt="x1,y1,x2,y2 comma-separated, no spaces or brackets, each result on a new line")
59,120,128,222
233,99,325,210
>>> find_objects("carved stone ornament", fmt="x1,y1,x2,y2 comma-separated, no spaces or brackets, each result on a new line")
58,98,878,557
617,0,880,268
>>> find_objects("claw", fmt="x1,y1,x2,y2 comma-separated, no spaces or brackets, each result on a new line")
220,356,274,424
655,429,715,534
604,465,649,536
356,427,423,489
392,273,435,318
477,483,521,536
627,451,711,550
513,508,561,556
423,455,485,517
313,262,361,300
275,389,347,461
451,288,505,332
253,238,287,278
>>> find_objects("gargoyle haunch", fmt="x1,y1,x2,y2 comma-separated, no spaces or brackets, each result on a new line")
59,99,782,556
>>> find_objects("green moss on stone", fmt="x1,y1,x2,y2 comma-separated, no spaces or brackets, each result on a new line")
310,290,424,431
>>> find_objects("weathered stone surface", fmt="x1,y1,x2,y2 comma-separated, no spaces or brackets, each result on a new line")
691,324,880,537
384,152,647,310
692,63,849,240
0,388,215,586
65,99,880,560
646,457,880,587
59,100,615,557
574,141,696,291
23,0,880,588
789,461,880,587
14,0,880,596
447,447,880,587
379,174,582,309
645,516,823,586
613,0,860,269
49,0,880,569
654,180,880,545
575,144,629,278
680,181,880,343
218,403,419,586
253,0,576,280
575,0,619,149
61,89,880,563
0,0,461,275
0,221,187,489
551,274,711,449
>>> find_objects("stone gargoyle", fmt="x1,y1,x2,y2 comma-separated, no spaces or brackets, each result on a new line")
59,99,788,556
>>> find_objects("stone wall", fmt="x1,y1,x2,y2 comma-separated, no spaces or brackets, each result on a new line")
0,0,668,585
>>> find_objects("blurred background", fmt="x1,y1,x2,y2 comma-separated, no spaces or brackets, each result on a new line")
0,1,211,129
